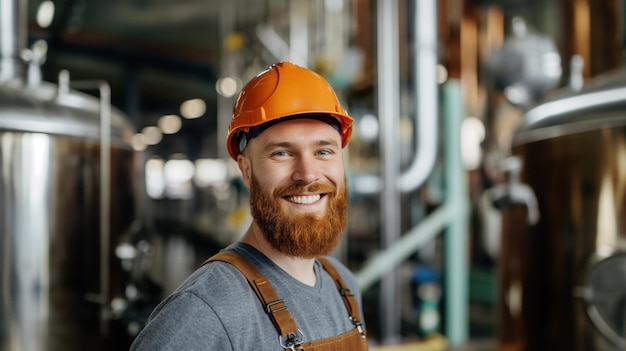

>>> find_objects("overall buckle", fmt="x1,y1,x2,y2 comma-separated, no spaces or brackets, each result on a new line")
350,316,367,339
265,299,287,314
279,329,304,351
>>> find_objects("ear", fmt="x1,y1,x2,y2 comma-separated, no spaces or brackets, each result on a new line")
237,154,252,188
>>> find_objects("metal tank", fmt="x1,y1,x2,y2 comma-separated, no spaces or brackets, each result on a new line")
496,68,626,351
0,0,141,349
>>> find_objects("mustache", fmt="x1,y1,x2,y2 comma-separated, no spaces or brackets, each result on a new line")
274,182,337,198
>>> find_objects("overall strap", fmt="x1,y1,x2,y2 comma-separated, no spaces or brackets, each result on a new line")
317,257,366,338
202,251,302,345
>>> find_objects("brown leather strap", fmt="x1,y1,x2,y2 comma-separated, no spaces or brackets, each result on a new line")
317,257,364,329
202,251,301,341
202,251,366,346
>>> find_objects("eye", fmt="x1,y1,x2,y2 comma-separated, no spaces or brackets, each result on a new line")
316,149,331,156
272,150,290,157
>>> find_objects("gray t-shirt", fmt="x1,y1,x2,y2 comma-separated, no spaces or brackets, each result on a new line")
130,242,364,350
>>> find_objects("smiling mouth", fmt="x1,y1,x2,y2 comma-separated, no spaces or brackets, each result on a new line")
285,194,324,204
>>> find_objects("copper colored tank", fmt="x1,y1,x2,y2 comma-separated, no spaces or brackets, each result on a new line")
498,69,626,351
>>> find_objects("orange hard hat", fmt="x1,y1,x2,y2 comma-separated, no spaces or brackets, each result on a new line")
226,62,354,160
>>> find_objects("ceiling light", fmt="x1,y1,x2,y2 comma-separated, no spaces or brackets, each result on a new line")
158,114,182,134
164,158,195,184
141,126,162,145
216,77,240,98
194,158,228,187
180,98,206,119
36,1,55,28
358,113,379,142
131,133,147,151
145,158,165,199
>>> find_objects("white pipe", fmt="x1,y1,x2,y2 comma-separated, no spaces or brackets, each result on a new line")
397,0,438,192
288,0,308,67
377,0,401,343
356,202,458,291
70,78,112,335
353,0,438,195
0,0,26,82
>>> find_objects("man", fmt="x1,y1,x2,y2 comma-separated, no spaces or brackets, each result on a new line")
130,62,368,350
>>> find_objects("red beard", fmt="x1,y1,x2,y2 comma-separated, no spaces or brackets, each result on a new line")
249,174,348,258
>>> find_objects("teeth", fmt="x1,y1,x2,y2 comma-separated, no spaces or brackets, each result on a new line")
287,194,321,204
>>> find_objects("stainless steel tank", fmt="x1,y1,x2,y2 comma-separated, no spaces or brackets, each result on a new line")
0,1,140,349
0,75,140,351
497,69,626,351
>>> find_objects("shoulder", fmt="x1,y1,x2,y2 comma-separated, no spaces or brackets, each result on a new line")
130,287,230,350
180,259,250,293
152,258,256,310
130,260,262,350
172,259,260,312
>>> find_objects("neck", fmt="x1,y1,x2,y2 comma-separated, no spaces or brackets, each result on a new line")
240,223,317,286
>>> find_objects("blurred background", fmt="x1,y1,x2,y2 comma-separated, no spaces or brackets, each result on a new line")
1,0,626,350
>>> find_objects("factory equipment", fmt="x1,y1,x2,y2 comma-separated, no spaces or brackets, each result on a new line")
495,68,626,351
0,0,142,349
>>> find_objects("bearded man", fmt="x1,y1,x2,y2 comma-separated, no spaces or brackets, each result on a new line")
130,62,368,351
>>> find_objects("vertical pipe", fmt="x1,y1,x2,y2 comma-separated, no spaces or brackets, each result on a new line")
443,81,469,346
69,79,113,334
0,0,26,82
289,0,308,67
622,0,626,60
354,0,438,197
216,96,231,159
217,1,236,159
397,0,438,192
376,0,401,343
99,83,111,335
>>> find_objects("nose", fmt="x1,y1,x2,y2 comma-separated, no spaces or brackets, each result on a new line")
291,155,320,184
